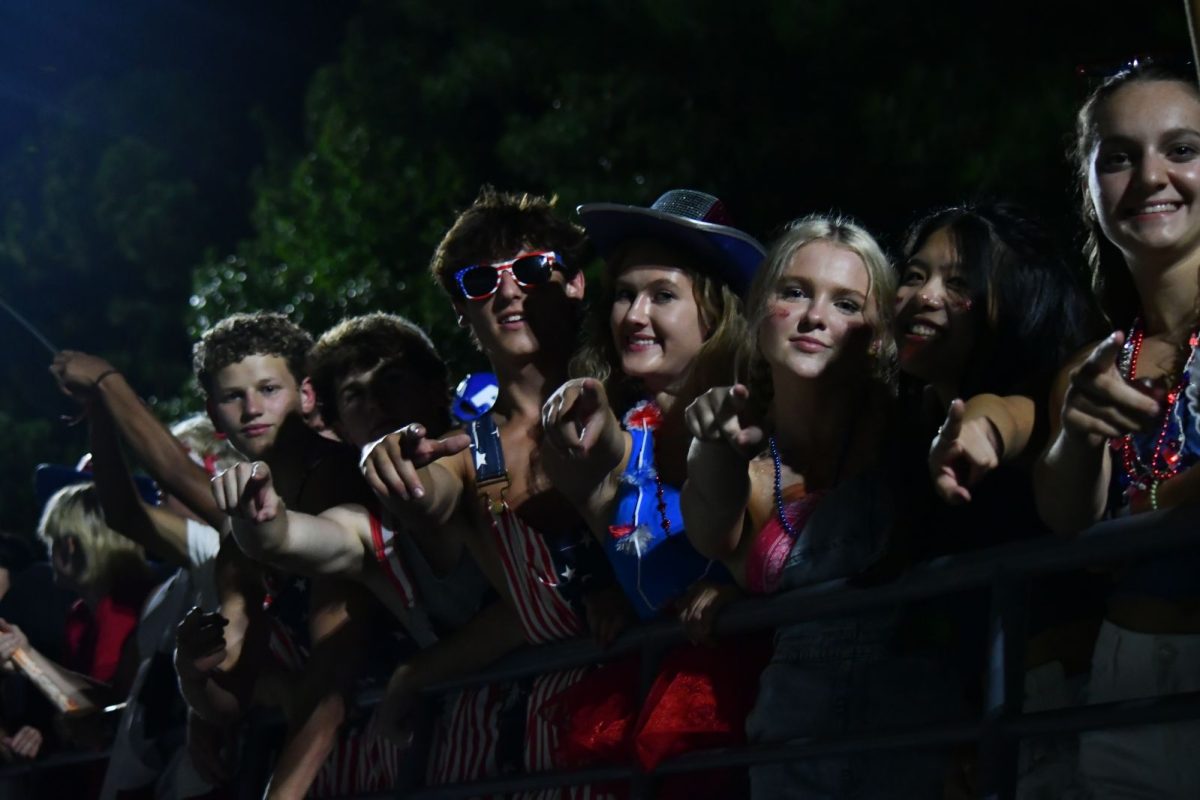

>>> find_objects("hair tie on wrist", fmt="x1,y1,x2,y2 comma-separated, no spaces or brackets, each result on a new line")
93,368,119,388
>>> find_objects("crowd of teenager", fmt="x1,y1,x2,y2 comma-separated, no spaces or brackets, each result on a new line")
0,52,1199,800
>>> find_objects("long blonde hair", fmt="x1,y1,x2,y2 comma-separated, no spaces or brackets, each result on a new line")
37,483,149,592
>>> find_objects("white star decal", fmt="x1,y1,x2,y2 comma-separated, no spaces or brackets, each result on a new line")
474,450,488,469
561,565,575,582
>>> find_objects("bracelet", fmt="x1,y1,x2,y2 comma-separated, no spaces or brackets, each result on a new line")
92,368,119,389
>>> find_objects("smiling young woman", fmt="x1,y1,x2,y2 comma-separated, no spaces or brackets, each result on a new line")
1036,58,1200,798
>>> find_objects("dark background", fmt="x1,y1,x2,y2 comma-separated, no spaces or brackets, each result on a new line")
0,0,1185,534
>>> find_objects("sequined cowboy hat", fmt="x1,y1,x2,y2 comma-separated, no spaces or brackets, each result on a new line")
577,189,766,296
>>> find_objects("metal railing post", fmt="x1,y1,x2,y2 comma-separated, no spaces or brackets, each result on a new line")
979,568,1029,800
394,692,436,796
629,642,666,800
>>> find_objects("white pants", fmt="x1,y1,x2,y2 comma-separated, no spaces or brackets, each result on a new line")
1079,620,1200,799
1017,660,1089,800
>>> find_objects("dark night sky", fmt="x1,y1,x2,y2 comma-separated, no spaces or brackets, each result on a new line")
0,0,352,163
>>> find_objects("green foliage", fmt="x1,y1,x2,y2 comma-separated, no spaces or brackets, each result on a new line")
3,0,1187,535
0,71,251,532
192,0,1185,380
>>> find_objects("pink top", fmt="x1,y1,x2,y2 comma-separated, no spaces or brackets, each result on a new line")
745,485,826,595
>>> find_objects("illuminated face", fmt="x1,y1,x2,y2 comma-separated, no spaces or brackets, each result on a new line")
456,248,585,365
610,251,708,394
334,360,442,449
209,354,304,459
759,241,874,381
1089,80,1200,269
894,226,976,387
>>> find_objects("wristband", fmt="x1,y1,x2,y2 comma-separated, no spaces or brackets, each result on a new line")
92,368,119,389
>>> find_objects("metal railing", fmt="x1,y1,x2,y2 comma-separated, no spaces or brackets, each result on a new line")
3,506,1198,799
393,505,1200,800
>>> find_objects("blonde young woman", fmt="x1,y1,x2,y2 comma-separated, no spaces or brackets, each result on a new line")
0,483,156,702
682,214,949,798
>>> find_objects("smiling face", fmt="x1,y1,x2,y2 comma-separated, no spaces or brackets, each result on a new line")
1088,80,1200,270
758,240,875,381
894,226,976,387
455,248,585,367
209,354,307,459
609,242,709,394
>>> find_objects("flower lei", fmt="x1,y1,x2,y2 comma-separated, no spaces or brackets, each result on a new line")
607,400,670,556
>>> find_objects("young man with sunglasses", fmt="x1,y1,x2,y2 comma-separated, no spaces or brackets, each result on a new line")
358,187,630,787
220,195,626,785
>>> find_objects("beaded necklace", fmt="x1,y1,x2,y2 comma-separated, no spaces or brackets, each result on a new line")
769,422,855,539
1113,318,1200,494
769,436,798,539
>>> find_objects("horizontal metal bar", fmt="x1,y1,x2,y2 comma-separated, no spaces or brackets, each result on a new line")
1008,690,1200,738
402,763,636,799
427,507,1200,692
392,688,1200,796
0,746,112,777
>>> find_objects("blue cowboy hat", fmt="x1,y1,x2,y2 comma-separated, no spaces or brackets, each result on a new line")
577,189,766,296
35,462,161,512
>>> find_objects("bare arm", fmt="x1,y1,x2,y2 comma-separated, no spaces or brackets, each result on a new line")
214,461,370,578
51,351,225,530
1035,335,1159,534
927,393,1037,505
540,378,630,531
963,393,1036,462
360,424,470,529
175,543,269,724
266,580,371,800
680,385,762,561
370,600,525,742
88,401,193,566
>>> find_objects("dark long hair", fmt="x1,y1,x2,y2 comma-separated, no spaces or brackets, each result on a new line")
1071,60,1200,329
902,203,1101,400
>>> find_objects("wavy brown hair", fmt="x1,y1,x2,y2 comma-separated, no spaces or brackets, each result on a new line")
1071,61,1200,329
429,185,589,298
570,239,750,414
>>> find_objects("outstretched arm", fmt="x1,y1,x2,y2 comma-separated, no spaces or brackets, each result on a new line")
51,351,225,531
1036,334,1159,533
541,378,630,531
213,461,370,578
360,424,470,528
927,393,1036,505
681,384,762,561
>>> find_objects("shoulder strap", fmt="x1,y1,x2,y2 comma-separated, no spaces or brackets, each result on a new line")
466,413,511,514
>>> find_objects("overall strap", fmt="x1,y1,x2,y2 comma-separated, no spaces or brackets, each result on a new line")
466,412,510,514
453,372,509,514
